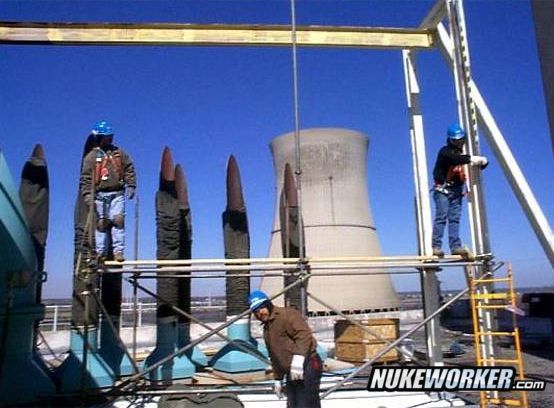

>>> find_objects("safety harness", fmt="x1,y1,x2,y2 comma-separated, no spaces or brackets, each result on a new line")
446,164,467,184
94,149,123,185
434,164,467,195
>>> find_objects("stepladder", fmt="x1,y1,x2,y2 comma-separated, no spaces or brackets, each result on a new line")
467,263,528,407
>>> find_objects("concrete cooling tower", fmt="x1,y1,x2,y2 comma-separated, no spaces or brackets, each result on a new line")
261,128,400,313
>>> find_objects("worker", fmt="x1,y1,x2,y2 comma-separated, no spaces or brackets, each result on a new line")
249,290,322,408
431,123,488,258
80,120,136,262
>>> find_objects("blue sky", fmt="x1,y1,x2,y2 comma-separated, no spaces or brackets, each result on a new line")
1,0,552,299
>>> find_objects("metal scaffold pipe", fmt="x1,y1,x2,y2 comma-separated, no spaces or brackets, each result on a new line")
101,270,421,278
109,271,312,394
321,274,475,399
105,253,477,266
102,256,484,274
126,279,271,367
101,266,479,279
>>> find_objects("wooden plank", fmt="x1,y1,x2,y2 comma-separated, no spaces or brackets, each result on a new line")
0,22,434,49
334,318,399,343
194,370,269,385
335,341,400,363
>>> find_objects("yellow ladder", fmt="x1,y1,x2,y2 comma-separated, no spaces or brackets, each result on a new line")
468,263,528,408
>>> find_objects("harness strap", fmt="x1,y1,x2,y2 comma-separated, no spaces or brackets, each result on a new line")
94,149,123,185
446,164,467,183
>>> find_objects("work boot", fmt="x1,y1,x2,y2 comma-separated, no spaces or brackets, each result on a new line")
432,247,445,258
451,246,472,259
114,252,125,262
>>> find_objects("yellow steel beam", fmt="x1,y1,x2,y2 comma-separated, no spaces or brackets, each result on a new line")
0,22,434,49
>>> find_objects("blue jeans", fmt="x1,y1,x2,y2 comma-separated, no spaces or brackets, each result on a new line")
431,185,463,251
95,191,125,256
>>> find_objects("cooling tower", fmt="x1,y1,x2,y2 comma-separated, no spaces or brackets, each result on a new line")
261,128,400,313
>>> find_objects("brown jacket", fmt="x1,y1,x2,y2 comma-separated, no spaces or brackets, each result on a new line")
80,146,136,198
262,306,317,380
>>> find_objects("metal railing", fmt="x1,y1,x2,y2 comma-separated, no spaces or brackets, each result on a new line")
41,302,226,332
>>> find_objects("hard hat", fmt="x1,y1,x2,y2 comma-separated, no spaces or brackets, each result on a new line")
91,120,114,136
248,290,269,312
447,123,465,140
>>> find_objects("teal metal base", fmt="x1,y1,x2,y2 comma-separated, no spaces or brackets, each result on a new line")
143,318,195,383
57,328,115,392
177,323,208,368
119,352,135,376
254,337,269,357
0,354,57,405
317,344,329,360
210,319,267,373
98,317,134,376
0,305,55,406
0,154,55,405
33,349,60,387
98,341,135,377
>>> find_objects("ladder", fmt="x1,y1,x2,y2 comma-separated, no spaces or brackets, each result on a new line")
468,263,528,407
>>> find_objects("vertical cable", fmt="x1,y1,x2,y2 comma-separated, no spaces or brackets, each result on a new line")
289,0,302,257
289,0,307,316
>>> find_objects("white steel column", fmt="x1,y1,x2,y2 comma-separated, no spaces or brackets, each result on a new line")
402,49,442,365
446,0,490,257
443,0,497,374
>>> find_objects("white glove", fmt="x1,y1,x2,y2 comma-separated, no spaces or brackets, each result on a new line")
290,354,305,381
470,155,488,167
274,380,284,399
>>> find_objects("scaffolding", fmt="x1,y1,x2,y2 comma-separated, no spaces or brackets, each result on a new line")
1,0,553,406
83,255,486,402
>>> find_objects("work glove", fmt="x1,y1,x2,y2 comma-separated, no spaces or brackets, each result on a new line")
470,155,488,168
126,187,136,200
290,354,305,381
274,380,285,399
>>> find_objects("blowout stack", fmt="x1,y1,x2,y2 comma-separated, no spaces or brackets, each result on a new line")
0,147,55,405
210,155,267,374
59,136,114,391
144,147,205,384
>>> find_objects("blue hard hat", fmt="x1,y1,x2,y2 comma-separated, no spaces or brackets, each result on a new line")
248,290,269,312
447,123,465,140
91,120,114,137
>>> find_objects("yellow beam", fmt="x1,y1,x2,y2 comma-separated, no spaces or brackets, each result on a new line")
0,22,433,49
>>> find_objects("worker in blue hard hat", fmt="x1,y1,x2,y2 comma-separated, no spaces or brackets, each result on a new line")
249,290,322,408
80,120,136,262
431,123,488,258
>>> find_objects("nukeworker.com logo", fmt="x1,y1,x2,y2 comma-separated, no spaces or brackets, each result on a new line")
367,366,545,392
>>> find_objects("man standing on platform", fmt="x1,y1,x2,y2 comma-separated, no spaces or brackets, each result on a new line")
431,123,488,258
80,120,136,262
249,290,322,408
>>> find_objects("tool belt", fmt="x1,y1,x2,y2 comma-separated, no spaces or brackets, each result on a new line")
433,181,466,196
97,190,124,203
433,182,452,195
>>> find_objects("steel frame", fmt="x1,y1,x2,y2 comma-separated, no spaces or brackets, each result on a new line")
3,0,552,404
